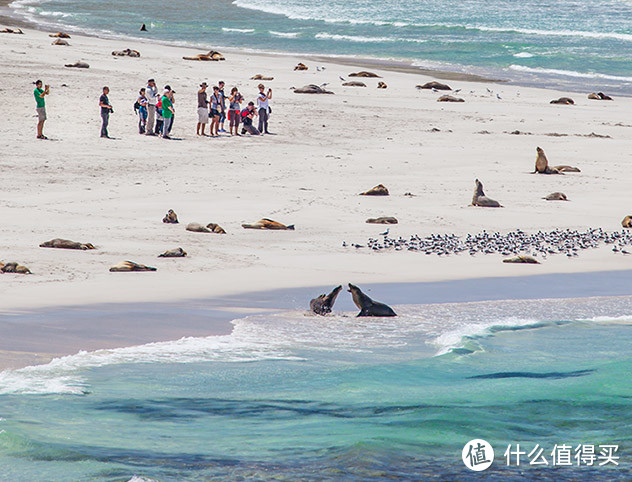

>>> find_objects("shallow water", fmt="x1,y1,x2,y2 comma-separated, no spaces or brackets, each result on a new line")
1,295,631,479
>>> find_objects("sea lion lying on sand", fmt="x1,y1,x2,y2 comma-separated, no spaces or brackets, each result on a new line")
503,255,540,264
377,81,387,89
348,283,397,317
622,216,632,228
293,84,334,94
360,184,389,196
158,247,187,258
251,74,274,80
0,28,23,34
40,238,95,250
342,81,366,87
533,147,580,174
310,285,342,315
417,81,451,90
0,262,31,274
588,92,612,101
543,192,568,201
109,261,157,272
51,39,69,46
183,51,225,61
294,62,308,71
112,49,140,57
366,217,398,224
242,218,294,230
349,71,381,78
162,209,178,224
65,61,89,68
49,32,71,38
471,179,502,207
186,222,226,234
550,97,574,105
437,95,464,102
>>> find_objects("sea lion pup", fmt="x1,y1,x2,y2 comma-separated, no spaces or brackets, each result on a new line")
377,81,387,89
112,49,141,57
588,92,613,100
49,32,71,38
348,283,397,317
342,81,367,87
437,95,464,102
310,285,342,315
471,179,502,207
109,261,157,272
550,97,574,105
64,61,89,68
51,39,69,46
543,192,568,201
251,74,274,80
158,247,187,258
349,71,381,78
241,218,295,230
40,238,95,250
503,255,540,264
294,62,308,71
293,84,334,94
1,262,31,274
360,184,389,196
162,209,179,224
622,216,632,228
366,216,398,224
186,222,226,234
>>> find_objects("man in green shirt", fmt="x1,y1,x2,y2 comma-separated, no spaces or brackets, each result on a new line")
33,80,50,139
161,88,175,139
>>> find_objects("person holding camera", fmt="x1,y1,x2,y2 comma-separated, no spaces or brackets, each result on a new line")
257,83,272,135
99,86,113,138
33,80,50,139
240,101,260,136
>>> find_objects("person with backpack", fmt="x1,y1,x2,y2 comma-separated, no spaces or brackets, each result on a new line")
134,88,148,134
240,102,260,136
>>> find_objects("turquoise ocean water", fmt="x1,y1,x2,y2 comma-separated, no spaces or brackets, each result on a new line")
8,0,632,94
1,294,632,480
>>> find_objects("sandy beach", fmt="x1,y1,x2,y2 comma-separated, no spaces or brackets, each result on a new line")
1,26,632,311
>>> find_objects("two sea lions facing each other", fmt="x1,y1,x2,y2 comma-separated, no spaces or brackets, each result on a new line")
360,184,389,196
550,97,574,105
293,84,334,94
503,255,540,264
182,51,225,61
543,192,568,201
622,216,632,228
51,39,69,46
0,262,31,274
109,261,156,272
251,74,274,80
349,71,381,78
65,61,89,68
309,285,342,315
241,218,294,230
366,217,398,224
0,28,23,34
49,32,71,38
437,95,464,102
588,92,613,101
377,81,387,89
342,81,366,87
417,81,451,90
162,209,178,224
158,247,187,258
309,284,397,317
471,179,502,207
533,147,581,174
294,62,308,71
112,49,140,57
40,238,95,250
186,222,226,234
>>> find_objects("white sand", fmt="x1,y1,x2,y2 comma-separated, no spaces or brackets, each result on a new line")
1,26,632,312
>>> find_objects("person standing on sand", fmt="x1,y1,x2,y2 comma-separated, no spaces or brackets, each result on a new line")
209,86,221,137
145,78,158,136
257,83,272,135
99,86,113,138
218,80,227,133
161,88,174,139
135,88,148,134
197,82,209,136
240,102,260,135
228,86,243,136
33,79,49,139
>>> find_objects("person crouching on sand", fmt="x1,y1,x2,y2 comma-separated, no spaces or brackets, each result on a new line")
135,88,148,134
99,86,113,138
228,87,243,136
33,79,50,139
197,82,209,136
161,88,174,139
240,102,260,135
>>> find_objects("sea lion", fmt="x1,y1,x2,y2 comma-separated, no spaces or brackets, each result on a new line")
158,247,187,258
294,62,308,71
588,92,613,101
51,39,69,46
1,262,31,274
241,218,294,230
349,71,381,78
293,84,334,94
622,216,632,228
140,23,147,32
377,81,387,89
550,97,574,105
40,238,95,250
533,147,560,174
183,51,224,61
471,179,502,207
543,192,568,201
348,283,397,317
186,222,226,234
112,49,140,57
555,165,581,173
366,217,398,224
0,28,23,34
49,32,71,38
342,81,366,87
162,209,179,224
109,261,157,272
417,81,451,90
437,95,464,102
310,285,342,315
360,184,389,196
64,61,89,68
251,74,274,80
503,255,540,264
